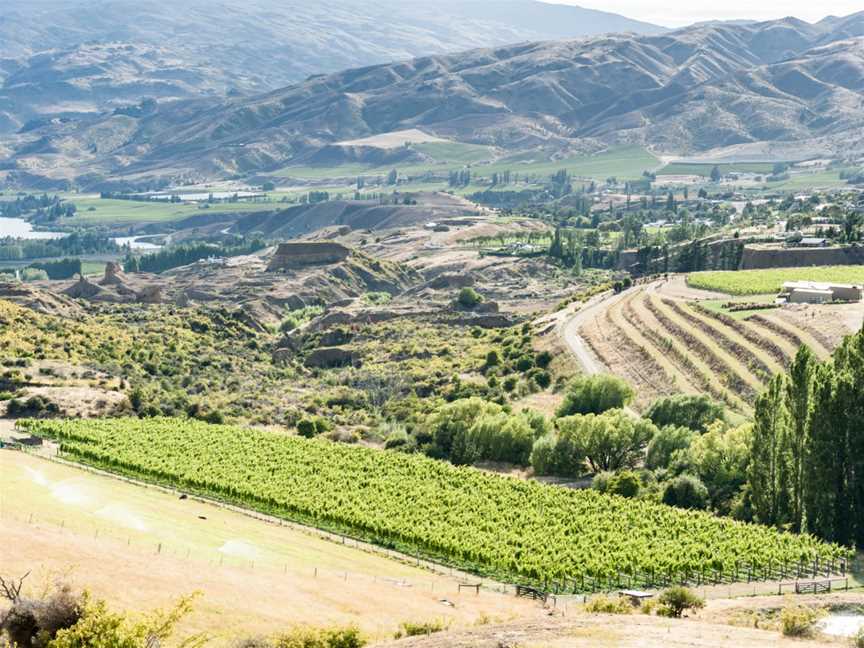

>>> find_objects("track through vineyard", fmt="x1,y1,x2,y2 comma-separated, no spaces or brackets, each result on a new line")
20,417,850,594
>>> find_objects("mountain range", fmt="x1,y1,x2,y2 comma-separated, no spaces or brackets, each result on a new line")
0,0,663,134
3,8,864,189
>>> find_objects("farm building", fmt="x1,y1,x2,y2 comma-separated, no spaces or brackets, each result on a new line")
783,281,864,304
799,238,828,248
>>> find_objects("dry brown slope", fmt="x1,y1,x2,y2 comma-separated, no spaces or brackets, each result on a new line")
371,613,840,647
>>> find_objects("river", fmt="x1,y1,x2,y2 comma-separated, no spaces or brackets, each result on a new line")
0,217,162,250
0,217,65,240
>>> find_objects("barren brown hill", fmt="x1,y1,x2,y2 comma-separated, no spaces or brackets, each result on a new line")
4,14,864,187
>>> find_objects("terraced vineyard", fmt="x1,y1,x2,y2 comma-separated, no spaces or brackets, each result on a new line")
21,417,849,592
580,286,837,414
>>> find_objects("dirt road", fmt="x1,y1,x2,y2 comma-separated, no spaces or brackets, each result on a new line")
559,286,641,375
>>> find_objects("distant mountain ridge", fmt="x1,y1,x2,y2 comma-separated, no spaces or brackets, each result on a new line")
0,0,664,133
3,12,864,189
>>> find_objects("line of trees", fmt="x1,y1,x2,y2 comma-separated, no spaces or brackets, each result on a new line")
750,335,864,546
125,237,266,274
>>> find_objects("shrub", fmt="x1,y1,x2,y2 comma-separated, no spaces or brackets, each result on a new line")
451,411,535,466
7,396,60,418
608,470,641,498
534,371,551,389
645,425,695,470
853,626,864,648
656,586,704,618
556,375,633,417
273,627,365,647
394,619,448,638
779,601,821,637
661,474,709,510
485,350,501,367
591,471,614,493
297,416,332,438
645,395,724,432
584,594,632,615
535,351,553,368
426,398,502,455
457,287,483,308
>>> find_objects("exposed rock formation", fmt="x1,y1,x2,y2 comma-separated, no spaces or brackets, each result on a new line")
305,347,359,369
100,262,126,286
136,286,163,304
267,242,351,272
63,275,103,300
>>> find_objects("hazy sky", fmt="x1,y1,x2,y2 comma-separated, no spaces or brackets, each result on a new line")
546,0,863,27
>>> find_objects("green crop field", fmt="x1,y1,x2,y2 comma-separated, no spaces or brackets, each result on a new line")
658,162,775,176
22,417,848,591
60,195,289,225
269,145,659,183
688,266,864,296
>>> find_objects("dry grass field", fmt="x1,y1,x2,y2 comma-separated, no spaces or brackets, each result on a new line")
0,451,536,643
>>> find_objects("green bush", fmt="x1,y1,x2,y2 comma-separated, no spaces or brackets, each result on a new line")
853,626,864,648
556,375,633,417
297,416,332,438
645,395,724,432
645,425,695,470
779,601,821,637
451,411,535,466
608,470,641,498
457,287,483,308
393,619,448,639
534,371,551,389
657,586,704,618
273,626,366,647
584,594,633,615
662,474,709,510
535,350,553,368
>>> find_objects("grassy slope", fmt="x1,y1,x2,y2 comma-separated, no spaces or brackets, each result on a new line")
688,266,864,296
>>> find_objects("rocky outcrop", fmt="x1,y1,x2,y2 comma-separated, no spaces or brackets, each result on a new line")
63,276,104,300
0,281,83,317
305,347,359,368
136,286,163,304
100,262,126,286
267,242,351,272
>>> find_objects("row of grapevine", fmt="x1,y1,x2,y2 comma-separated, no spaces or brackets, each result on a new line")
20,418,851,591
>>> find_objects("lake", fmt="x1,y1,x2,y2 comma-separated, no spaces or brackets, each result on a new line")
0,217,65,240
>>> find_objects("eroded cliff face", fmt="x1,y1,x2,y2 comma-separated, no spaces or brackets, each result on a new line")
267,242,351,271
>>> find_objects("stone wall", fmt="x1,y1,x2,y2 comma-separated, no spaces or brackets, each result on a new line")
267,242,351,272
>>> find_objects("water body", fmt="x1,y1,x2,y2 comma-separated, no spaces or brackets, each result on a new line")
0,218,162,251
0,217,65,240
113,236,163,250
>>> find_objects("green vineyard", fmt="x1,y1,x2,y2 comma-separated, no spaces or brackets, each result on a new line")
21,417,850,592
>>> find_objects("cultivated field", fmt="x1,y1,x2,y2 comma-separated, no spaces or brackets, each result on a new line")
20,418,849,593
688,266,864,296
270,145,660,182
0,451,533,641
579,281,856,414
